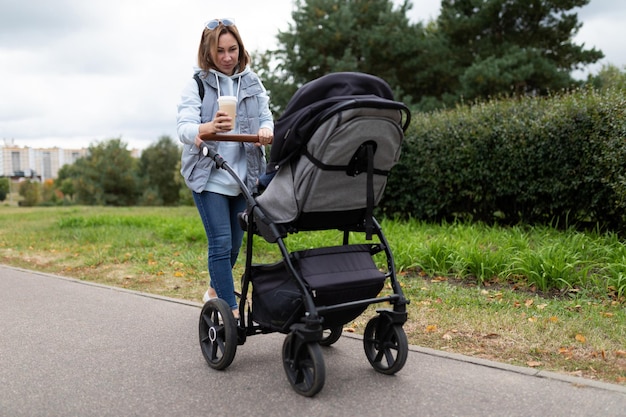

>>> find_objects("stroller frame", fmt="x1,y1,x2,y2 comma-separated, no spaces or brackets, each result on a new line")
198,74,411,397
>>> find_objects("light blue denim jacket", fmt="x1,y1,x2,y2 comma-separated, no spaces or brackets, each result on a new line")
177,66,273,193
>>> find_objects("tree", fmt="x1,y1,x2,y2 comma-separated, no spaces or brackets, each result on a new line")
41,179,59,205
587,64,626,90
137,135,182,206
18,180,41,207
71,138,140,206
0,177,9,202
56,164,77,202
261,0,604,112
435,0,604,101
260,0,426,113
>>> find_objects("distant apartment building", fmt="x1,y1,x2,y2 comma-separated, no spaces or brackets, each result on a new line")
1,139,89,180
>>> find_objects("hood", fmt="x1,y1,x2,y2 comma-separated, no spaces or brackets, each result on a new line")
206,66,250,98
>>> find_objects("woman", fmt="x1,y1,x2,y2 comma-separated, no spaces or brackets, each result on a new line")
177,18,274,319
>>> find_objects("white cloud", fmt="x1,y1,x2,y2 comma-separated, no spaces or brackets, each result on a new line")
1,0,624,151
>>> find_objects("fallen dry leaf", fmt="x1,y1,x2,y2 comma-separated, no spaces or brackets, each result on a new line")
527,361,542,367
558,347,573,358
425,324,438,333
548,316,559,323
575,334,587,343
525,299,534,307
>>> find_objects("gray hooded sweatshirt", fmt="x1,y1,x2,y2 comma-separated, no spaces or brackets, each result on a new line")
176,66,273,194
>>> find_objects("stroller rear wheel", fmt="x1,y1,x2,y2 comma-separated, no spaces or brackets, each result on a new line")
363,316,408,375
199,298,237,370
282,333,325,397
319,325,343,347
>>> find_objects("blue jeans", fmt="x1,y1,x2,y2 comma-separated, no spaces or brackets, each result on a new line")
193,191,246,310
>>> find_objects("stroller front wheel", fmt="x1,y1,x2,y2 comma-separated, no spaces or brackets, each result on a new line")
363,316,408,375
199,298,237,370
282,333,325,397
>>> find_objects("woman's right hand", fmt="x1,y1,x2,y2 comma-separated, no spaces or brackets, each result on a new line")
199,110,233,138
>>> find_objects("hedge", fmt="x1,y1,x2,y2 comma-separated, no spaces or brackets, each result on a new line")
381,87,626,232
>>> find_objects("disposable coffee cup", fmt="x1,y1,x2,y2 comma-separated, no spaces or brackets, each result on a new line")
218,95,237,120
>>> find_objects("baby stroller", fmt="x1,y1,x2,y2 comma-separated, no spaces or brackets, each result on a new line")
197,72,411,397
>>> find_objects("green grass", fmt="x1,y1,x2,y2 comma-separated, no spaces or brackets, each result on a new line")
1,205,624,385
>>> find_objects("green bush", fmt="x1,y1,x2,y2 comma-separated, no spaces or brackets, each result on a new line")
382,87,626,232
0,177,9,202
18,180,41,207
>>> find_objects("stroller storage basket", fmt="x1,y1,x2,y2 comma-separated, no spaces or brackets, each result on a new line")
251,244,386,332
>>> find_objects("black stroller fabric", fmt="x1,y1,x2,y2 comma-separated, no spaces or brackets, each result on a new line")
250,244,386,332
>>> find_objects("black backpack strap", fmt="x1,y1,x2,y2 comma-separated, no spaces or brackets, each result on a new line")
193,72,205,101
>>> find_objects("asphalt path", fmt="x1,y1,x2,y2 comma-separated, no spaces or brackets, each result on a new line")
1,265,625,417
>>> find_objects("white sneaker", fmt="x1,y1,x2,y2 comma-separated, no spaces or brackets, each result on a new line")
202,290,214,303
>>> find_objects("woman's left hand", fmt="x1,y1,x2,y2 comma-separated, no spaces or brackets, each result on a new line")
256,127,273,146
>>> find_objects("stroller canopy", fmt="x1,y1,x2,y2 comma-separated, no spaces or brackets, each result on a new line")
256,72,410,233
267,72,408,174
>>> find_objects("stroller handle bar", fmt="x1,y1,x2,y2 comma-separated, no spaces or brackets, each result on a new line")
199,133,272,144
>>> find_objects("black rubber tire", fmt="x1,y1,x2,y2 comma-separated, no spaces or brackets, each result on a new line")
319,325,343,347
198,298,237,370
282,333,325,397
363,316,408,375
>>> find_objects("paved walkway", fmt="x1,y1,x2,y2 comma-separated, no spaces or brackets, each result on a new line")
1,265,625,417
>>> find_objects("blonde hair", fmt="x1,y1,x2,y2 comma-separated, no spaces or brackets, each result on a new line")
197,23,251,73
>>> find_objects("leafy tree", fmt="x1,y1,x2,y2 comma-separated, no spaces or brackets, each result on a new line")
435,0,604,101
587,64,626,90
259,0,426,113
261,0,604,112
137,135,182,206
71,138,140,206
18,180,41,207
41,179,58,205
56,164,77,202
0,177,9,202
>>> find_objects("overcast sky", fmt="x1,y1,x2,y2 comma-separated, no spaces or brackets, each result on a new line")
1,0,624,151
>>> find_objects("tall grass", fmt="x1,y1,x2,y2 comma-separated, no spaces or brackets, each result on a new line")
379,218,626,301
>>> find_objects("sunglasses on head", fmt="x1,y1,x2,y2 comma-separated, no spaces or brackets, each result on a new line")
205,18,235,30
